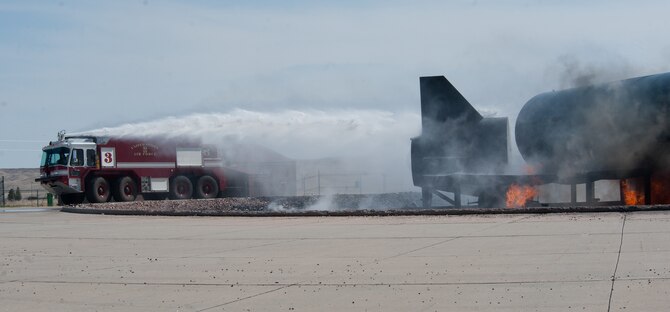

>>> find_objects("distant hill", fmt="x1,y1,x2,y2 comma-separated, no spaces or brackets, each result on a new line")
0,168,41,198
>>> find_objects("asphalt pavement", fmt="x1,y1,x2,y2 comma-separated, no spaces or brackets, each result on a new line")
1,208,669,311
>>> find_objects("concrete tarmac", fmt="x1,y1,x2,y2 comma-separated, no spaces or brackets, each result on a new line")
1,209,670,311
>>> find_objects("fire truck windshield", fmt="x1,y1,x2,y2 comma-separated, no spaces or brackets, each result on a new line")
41,147,71,167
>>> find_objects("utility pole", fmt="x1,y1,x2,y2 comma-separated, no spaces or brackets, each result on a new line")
359,175,363,194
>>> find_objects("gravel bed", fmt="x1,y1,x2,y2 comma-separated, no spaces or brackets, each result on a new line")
61,193,670,216
67,193,424,214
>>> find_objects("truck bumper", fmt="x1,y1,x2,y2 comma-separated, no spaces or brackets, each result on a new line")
35,177,82,195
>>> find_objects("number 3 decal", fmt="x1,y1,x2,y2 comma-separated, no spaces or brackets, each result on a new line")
101,148,116,167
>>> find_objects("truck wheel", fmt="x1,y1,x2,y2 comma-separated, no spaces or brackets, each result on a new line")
170,175,193,200
60,193,84,205
86,176,110,203
113,176,137,202
195,176,219,199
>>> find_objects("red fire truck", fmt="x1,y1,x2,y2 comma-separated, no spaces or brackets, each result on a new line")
36,131,239,205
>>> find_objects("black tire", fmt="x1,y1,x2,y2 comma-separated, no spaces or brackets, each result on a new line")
60,193,84,206
86,176,110,203
169,175,193,200
195,175,219,199
113,176,137,202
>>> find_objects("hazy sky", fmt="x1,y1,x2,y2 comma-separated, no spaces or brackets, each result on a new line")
1,0,670,168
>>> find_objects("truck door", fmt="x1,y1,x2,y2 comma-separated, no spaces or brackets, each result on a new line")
86,149,97,167
71,149,84,166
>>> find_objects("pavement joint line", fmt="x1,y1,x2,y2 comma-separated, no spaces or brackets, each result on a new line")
0,251,625,262
191,214,519,309
383,236,463,260
173,218,327,240
0,231,633,241
184,231,368,308
1,249,627,261
470,214,534,232
383,215,534,260
184,238,302,260
87,239,303,276
195,284,297,311
24,239,304,278
12,278,655,287
2,249,626,261
6,211,668,310
607,213,627,312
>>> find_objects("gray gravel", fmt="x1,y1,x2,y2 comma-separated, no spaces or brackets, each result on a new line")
62,192,670,217
70,192,424,214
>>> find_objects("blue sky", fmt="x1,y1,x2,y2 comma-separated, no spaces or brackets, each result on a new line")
1,0,670,168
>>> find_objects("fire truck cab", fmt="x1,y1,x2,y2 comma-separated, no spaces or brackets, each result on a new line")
36,131,229,205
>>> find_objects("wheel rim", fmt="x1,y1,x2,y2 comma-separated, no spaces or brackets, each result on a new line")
123,184,133,196
97,184,107,197
203,183,212,194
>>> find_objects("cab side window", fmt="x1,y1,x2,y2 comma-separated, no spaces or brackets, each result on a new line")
57,149,70,165
86,149,97,167
71,149,84,166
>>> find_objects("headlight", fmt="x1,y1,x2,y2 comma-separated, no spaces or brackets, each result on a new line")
51,170,68,177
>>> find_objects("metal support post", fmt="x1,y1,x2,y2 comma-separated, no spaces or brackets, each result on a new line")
453,183,462,209
585,181,595,203
0,176,4,207
302,175,306,196
644,175,652,205
422,187,433,208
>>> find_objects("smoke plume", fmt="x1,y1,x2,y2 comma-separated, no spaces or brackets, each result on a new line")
517,70,670,182
75,109,421,193
80,109,415,156
551,54,635,88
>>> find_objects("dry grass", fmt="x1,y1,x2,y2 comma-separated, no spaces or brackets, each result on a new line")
1,168,46,207
2,198,51,208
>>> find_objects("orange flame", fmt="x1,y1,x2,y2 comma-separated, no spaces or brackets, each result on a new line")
505,184,537,208
623,189,644,205
523,165,537,175
621,179,644,205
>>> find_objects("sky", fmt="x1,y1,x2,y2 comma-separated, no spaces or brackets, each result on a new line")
2,0,670,170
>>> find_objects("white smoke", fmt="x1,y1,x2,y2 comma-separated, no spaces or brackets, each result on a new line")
78,109,419,160
305,194,335,211
548,54,635,89
75,109,421,193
